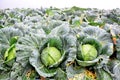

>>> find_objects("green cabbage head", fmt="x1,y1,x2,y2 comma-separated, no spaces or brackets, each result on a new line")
79,44,97,61
41,47,61,67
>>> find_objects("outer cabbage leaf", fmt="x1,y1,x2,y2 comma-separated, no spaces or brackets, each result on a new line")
48,22,70,37
112,60,120,80
55,68,67,80
29,49,57,77
14,22,46,36
41,20,63,34
96,68,112,80
0,62,36,80
107,59,120,80
0,27,23,47
0,71,10,80
63,33,77,62
67,65,96,80
66,64,85,79
16,33,46,67
44,68,67,80
76,57,100,67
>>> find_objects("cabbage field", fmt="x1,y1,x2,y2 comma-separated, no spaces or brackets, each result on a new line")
0,7,120,80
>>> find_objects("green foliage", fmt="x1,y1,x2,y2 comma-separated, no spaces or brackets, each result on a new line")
0,7,120,80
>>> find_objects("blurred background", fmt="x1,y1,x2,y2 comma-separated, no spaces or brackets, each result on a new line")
0,0,120,9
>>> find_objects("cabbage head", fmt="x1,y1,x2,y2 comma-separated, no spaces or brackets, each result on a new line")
79,44,97,61
41,47,61,67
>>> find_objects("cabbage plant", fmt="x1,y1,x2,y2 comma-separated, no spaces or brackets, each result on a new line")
16,22,70,78
75,26,113,66
0,27,23,79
